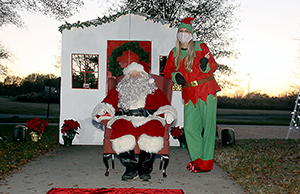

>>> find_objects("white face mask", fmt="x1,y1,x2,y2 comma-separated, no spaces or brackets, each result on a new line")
176,32,193,44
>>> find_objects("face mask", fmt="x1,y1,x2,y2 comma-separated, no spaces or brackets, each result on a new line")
176,32,193,44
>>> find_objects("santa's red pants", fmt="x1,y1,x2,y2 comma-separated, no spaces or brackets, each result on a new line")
110,119,165,140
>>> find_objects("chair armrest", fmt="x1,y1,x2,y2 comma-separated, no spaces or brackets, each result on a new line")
100,120,109,126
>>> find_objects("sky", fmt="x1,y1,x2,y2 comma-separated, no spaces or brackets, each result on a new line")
0,0,299,97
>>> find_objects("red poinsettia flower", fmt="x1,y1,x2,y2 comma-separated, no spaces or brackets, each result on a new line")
170,126,184,139
26,117,49,134
61,119,81,136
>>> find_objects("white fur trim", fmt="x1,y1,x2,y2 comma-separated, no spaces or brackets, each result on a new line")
92,103,115,122
138,134,164,153
123,62,146,76
164,112,174,124
111,135,136,154
154,105,177,121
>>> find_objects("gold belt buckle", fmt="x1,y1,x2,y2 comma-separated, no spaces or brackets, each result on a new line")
190,80,198,87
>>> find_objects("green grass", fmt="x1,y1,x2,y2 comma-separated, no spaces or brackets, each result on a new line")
0,124,61,179
214,139,300,194
0,96,59,117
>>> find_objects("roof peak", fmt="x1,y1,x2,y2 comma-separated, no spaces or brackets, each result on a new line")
58,11,176,33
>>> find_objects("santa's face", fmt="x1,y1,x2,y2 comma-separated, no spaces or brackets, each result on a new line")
129,71,141,78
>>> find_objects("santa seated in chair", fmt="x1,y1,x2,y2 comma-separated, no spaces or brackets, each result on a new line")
92,62,177,181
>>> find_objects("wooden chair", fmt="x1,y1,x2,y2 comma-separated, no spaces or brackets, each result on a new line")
101,74,173,178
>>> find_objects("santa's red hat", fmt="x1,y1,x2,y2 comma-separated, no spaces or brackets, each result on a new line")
139,61,150,74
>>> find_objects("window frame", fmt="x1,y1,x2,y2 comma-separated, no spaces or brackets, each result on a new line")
71,53,99,90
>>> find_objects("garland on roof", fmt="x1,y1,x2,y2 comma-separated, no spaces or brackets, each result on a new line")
108,41,150,77
58,11,176,33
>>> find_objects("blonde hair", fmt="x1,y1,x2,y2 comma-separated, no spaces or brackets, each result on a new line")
174,40,195,72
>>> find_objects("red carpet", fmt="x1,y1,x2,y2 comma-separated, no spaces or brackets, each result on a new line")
47,188,185,194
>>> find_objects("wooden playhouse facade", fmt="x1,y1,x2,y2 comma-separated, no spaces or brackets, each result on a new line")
59,13,184,145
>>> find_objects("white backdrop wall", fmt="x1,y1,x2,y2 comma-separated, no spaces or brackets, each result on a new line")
60,14,184,146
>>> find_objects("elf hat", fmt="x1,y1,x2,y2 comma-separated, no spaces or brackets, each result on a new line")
178,17,195,34
123,62,150,76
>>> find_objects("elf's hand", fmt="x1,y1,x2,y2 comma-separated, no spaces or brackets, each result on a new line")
175,73,187,86
199,52,210,71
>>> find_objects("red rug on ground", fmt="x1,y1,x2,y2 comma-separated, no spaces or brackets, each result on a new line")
47,188,185,194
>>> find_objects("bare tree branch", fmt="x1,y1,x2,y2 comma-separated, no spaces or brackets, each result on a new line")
0,0,84,27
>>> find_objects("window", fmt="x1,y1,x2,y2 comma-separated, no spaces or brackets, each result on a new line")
159,55,168,77
72,54,99,89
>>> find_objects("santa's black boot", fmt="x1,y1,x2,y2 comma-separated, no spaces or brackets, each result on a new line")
138,150,156,181
119,150,138,181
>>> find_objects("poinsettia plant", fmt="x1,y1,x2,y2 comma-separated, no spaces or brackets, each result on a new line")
26,117,49,134
170,126,185,140
61,119,81,136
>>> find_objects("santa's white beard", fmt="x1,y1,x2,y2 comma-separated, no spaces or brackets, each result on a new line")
116,75,157,110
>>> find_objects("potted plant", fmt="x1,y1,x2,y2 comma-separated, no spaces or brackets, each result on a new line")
26,117,49,142
170,126,187,148
61,119,81,146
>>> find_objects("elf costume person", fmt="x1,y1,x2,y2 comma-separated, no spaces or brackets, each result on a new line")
164,17,221,172
92,62,177,181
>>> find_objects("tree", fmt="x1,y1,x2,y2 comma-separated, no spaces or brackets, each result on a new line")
0,0,84,27
0,41,15,80
0,0,84,76
115,0,239,59
3,75,22,86
52,38,62,75
0,45,8,75
113,0,240,89
18,73,60,94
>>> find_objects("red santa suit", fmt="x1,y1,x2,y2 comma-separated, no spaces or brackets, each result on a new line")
92,62,177,181
92,62,177,155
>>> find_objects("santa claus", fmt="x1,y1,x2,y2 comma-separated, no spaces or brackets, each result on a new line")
92,62,177,181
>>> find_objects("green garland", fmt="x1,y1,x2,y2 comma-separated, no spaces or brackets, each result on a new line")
58,11,176,33
108,41,150,77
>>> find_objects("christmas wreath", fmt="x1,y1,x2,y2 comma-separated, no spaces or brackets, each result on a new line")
108,41,150,77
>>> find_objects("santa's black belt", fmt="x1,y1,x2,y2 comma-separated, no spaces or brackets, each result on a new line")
115,108,156,117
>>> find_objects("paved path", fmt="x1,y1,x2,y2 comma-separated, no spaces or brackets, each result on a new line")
0,145,247,194
0,124,298,194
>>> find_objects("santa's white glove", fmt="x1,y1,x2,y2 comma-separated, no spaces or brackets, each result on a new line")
92,103,113,123
164,112,175,124
92,105,106,117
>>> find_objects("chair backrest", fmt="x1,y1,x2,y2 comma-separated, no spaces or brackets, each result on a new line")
107,74,173,102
